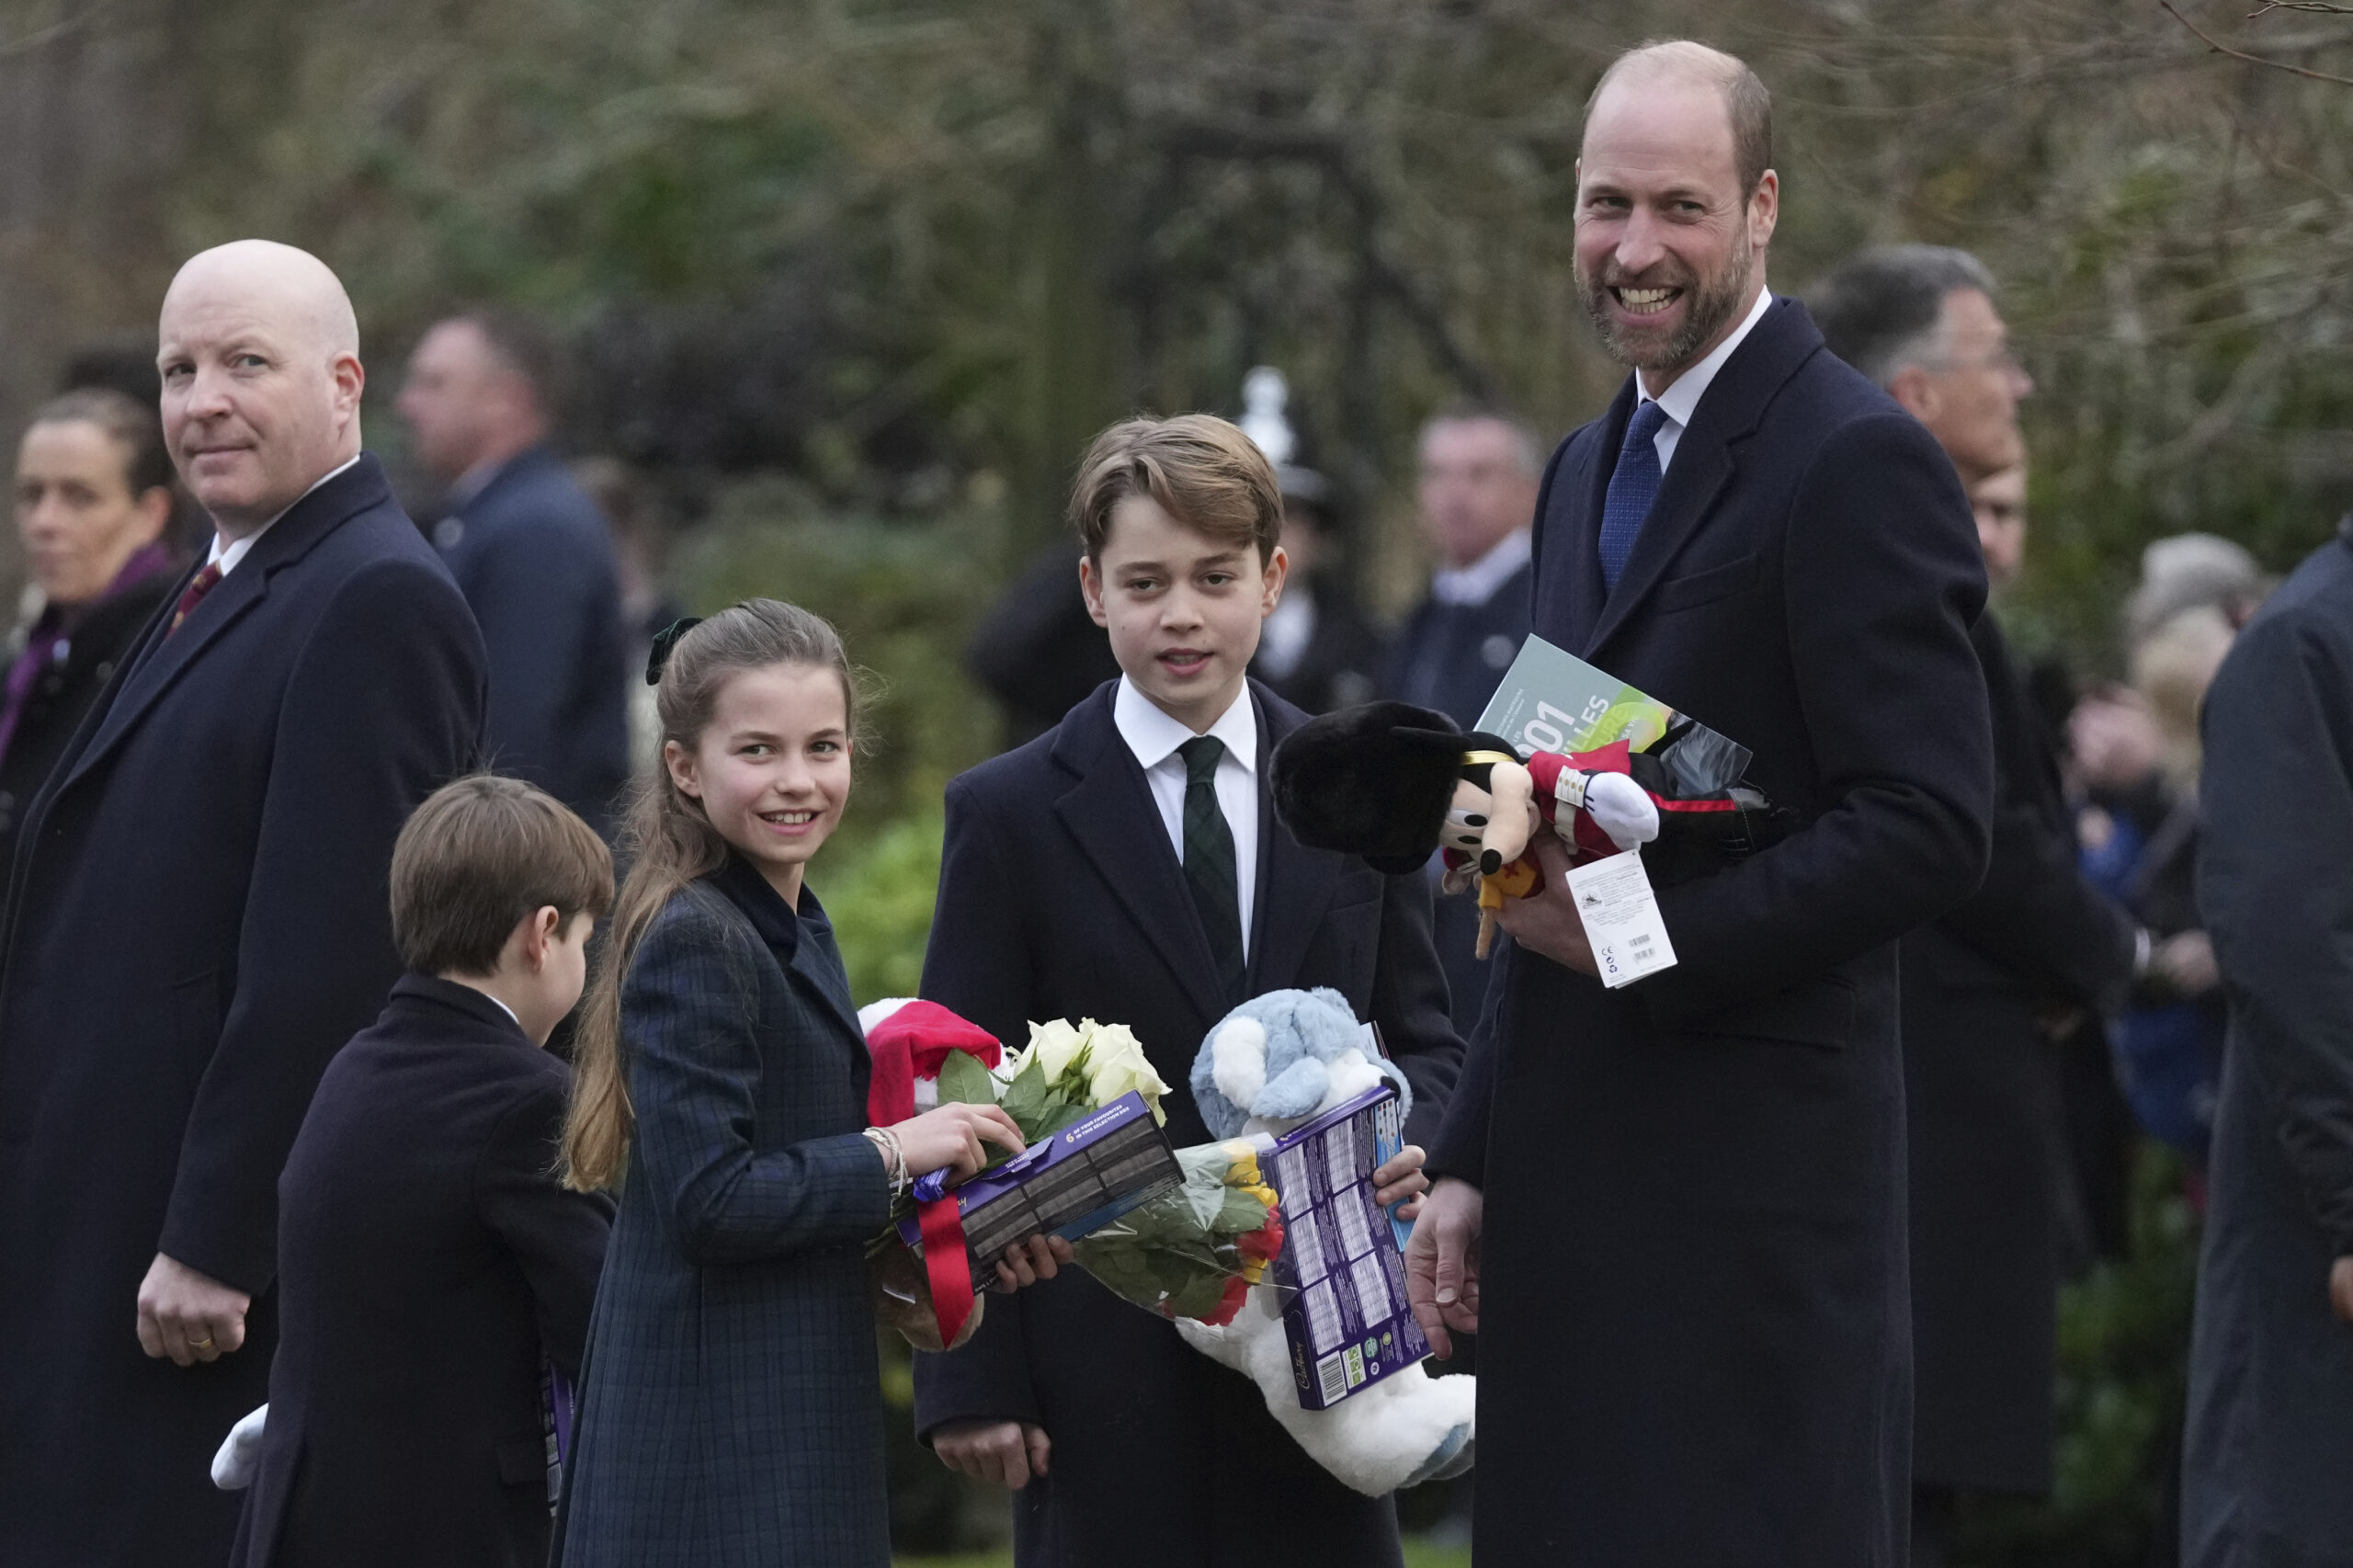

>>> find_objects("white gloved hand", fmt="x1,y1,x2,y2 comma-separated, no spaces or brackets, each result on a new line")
1581,771,1659,852
210,1403,268,1491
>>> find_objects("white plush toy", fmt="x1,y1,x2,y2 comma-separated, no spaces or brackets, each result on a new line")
1182,988,1475,1497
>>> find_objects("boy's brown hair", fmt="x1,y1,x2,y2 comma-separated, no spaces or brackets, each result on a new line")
390,774,615,975
1069,414,1283,563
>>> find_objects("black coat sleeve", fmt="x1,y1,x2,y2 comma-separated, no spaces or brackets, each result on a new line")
1931,620,2136,1009
1426,939,1514,1188
475,1073,616,1379
2197,602,2353,1256
911,775,1048,1437
1368,867,1461,1149
158,557,485,1293
1642,413,1994,1026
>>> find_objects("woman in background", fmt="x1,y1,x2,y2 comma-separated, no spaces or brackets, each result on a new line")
2,388,179,892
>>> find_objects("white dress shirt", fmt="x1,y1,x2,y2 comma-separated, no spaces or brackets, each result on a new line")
1431,527,1532,608
1638,287,1776,476
204,454,363,578
1113,675,1259,959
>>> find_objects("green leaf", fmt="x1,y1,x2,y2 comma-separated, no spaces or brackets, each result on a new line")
1000,1057,1050,1128
935,1050,997,1107
1033,1099,1094,1139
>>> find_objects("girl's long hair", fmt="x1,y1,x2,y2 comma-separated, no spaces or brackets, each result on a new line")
561,598,861,1191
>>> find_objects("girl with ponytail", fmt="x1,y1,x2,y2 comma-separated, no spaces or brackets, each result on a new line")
554,599,1051,1567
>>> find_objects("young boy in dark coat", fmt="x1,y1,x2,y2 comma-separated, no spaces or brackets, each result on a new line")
914,415,1463,1568
227,775,617,1568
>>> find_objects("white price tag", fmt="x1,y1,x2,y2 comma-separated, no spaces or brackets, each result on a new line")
1565,850,1677,989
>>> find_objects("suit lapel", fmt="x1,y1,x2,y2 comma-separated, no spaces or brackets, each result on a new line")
1051,689,1230,1023
1246,689,1343,994
57,457,392,797
1584,298,1822,662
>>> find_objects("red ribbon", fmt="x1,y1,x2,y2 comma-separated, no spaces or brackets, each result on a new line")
862,1001,1002,1346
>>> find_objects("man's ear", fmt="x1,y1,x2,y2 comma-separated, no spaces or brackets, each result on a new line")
1077,553,1110,629
1885,363,1938,424
1259,544,1290,617
329,351,366,426
1748,169,1779,248
663,738,703,800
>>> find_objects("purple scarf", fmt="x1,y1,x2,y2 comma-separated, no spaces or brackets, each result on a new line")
0,542,176,770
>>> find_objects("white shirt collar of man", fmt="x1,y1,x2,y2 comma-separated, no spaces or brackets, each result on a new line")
1113,675,1259,777
204,454,364,578
1432,526,1533,608
1636,286,1776,475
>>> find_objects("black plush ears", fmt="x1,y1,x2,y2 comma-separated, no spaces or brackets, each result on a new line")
1273,701,1470,874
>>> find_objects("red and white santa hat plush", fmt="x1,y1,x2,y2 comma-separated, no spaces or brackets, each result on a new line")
858,997,1004,1125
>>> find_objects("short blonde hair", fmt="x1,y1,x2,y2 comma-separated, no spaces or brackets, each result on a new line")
1069,414,1283,563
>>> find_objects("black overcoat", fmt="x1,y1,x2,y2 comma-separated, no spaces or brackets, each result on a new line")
2182,520,2353,1566
911,679,1462,1568
233,976,613,1568
1904,612,2134,1495
0,562,176,902
1428,298,1995,1567
0,455,486,1568
432,444,632,836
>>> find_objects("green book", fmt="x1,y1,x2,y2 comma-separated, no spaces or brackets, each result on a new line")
1473,633,1751,794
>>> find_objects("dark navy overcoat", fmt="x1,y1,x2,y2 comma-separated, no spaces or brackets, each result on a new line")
0,454,486,1567
1430,298,1995,1567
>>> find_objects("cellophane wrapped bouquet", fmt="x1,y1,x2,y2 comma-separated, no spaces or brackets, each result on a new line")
865,1008,1285,1346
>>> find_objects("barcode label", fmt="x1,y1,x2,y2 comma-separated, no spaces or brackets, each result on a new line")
1316,1351,1348,1404
1303,1280,1343,1353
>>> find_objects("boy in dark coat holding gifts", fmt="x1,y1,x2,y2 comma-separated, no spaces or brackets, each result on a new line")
914,415,1463,1568
228,776,616,1568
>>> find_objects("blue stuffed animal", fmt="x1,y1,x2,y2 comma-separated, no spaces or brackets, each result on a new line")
1191,986,1411,1139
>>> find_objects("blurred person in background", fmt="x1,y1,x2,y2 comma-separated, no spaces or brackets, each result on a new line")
401,309,631,835
1382,404,1540,1035
965,539,1121,749
55,347,213,557
2,391,181,896
2076,602,2238,1181
2181,512,2353,1567
1234,370,1384,716
1812,244,2135,1562
572,456,677,774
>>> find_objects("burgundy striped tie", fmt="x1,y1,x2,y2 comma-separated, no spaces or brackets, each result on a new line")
168,562,223,636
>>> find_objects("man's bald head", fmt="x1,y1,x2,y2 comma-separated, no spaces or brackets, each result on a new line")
157,240,366,536
1586,40,1773,199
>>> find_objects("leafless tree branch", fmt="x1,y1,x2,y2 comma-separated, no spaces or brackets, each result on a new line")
2162,1,2353,85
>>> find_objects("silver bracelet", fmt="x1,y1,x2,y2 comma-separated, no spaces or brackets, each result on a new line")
863,1126,909,1199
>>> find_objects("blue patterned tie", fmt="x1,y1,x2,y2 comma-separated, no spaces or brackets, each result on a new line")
1597,399,1669,592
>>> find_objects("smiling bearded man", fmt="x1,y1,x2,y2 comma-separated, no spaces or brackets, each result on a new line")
0,241,485,1567
1404,42,1995,1567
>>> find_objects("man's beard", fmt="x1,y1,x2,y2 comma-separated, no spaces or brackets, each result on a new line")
1578,228,1755,373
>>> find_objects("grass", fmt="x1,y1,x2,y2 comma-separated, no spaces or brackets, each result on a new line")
897,1544,1472,1568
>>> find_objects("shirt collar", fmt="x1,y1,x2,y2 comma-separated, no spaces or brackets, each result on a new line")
1112,674,1258,775
1639,286,1776,428
206,453,363,574
1431,527,1532,608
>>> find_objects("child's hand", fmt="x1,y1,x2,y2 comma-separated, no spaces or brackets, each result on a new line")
991,1234,1075,1292
893,1102,1025,1183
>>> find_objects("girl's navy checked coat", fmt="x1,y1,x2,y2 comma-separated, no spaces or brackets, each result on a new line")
556,858,893,1568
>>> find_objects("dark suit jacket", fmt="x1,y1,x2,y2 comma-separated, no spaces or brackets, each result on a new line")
0,562,176,909
2183,521,2353,1564
234,976,613,1568
435,445,631,835
1429,298,1993,1567
0,455,487,1568
911,678,1461,1568
556,859,895,1568
1381,558,1536,1035
1904,612,2133,1494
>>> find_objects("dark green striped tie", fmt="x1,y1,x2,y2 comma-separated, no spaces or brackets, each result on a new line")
1177,735,1246,1001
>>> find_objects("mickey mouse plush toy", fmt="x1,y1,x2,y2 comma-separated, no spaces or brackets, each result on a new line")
1274,700,1793,960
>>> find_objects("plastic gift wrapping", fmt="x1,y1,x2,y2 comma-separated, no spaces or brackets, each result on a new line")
1073,1140,1285,1325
